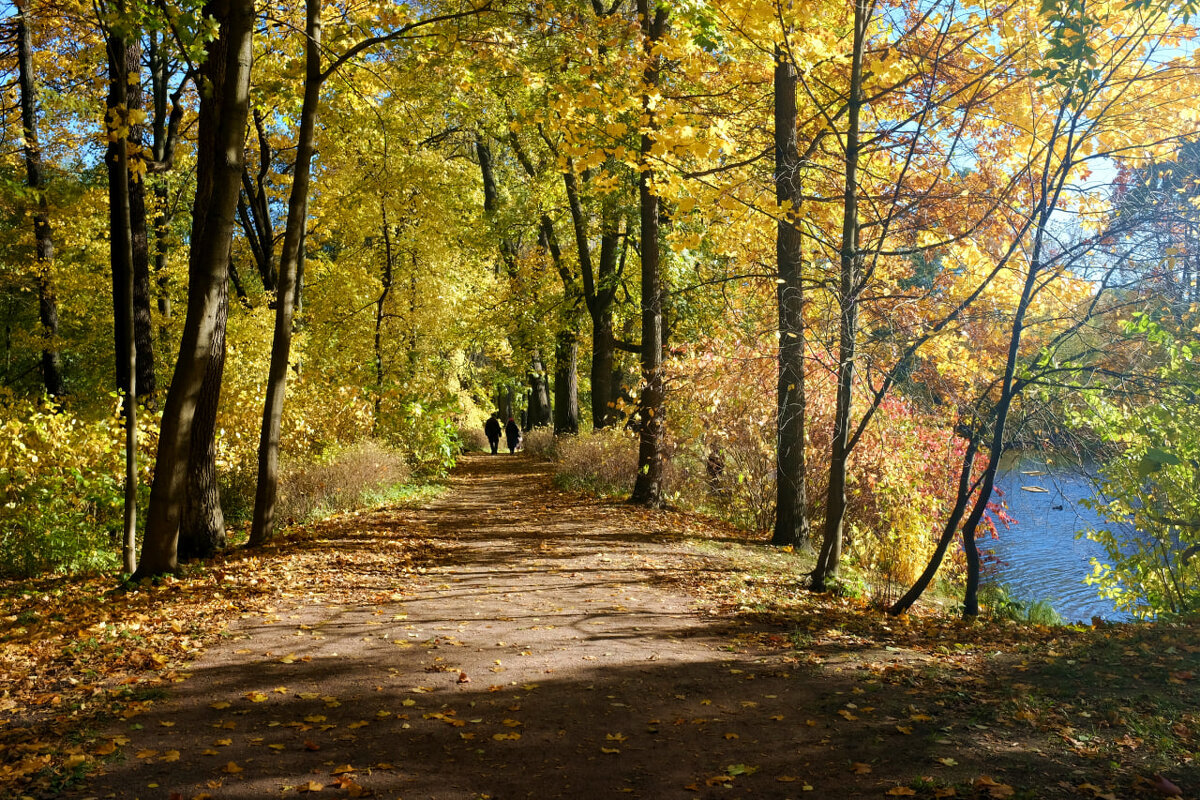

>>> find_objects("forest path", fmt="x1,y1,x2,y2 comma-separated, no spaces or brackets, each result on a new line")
69,454,976,799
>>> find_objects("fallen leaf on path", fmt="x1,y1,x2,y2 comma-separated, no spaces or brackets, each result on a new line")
974,776,1014,798
887,788,917,796
221,761,243,774
852,762,872,774
298,780,324,792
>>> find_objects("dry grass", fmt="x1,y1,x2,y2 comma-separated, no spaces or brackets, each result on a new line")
276,440,412,525
553,428,640,495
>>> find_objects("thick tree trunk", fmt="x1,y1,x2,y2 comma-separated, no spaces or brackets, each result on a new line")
630,0,668,507
772,45,811,550
107,35,156,398
15,2,64,398
812,0,868,591
178,284,228,560
137,0,254,578
249,0,323,545
554,329,579,435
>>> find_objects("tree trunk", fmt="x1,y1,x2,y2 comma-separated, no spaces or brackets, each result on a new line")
137,0,254,578
249,0,323,546
15,2,64,398
812,0,868,591
373,203,395,430
630,0,668,507
104,3,139,574
178,284,228,560
554,329,579,435
562,167,623,430
107,34,156,398
772,44,810,550
527,352,552,429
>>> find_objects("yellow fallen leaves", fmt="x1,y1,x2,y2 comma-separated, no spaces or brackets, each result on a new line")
492,732,520,741
221,761,243,774
245,691,268,703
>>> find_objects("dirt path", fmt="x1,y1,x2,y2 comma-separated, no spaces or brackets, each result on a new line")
67,455,1063,799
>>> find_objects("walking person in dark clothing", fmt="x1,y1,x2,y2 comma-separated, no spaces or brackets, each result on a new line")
504,417,521,454
484,414,502,454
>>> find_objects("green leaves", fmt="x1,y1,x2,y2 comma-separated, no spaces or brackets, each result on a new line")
1134,447,1182,478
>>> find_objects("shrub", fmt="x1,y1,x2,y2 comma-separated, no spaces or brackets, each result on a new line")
554,427,640,496
665,337,970,597
0,394,134,576
521,426,556,460
459,419,491,453
276,440,412,525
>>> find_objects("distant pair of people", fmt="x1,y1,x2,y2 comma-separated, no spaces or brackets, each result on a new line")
484,414,521,454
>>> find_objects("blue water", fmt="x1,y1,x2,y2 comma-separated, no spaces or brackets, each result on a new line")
985,457,1129,622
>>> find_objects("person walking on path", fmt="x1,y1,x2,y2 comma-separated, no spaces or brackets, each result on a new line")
504,417,521,454
484,414,502,454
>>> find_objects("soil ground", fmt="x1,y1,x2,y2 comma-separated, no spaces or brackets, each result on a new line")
37,454,1200,799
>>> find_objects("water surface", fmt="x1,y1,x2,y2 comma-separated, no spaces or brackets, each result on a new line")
985,456,1128,622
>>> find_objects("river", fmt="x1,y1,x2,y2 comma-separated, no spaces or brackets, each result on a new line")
985,455,1129,622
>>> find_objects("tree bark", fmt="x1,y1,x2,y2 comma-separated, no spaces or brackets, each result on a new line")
561,167,622,430
249,0,322,545
772,44,811,550
137,0,254,577
527,351,552,429
812,0,869,590
373,202,396,430
178,282,227,560
630,0,668,507
107,34,156,398
15,1,65,398
554,329,579,435
104,2,139,574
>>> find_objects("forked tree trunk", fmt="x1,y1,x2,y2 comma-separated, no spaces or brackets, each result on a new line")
137,0,254,577
15,2,64,398
249,0,322,545
772,44,811,550
630,0,668,507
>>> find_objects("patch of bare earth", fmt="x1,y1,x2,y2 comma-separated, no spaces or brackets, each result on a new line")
65,454,1197,800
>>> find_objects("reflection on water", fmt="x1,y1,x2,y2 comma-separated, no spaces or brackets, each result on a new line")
985,455,1128,622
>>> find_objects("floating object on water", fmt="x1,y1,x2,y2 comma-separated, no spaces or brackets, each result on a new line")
1020,485,1049,493
1021,470,1047,476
